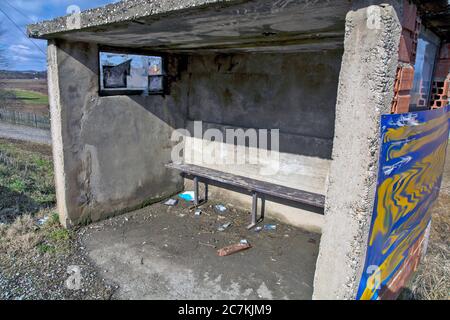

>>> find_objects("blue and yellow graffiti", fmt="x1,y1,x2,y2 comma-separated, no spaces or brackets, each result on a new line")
357,106,450,300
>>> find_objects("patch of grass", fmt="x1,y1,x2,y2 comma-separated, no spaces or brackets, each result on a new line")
0,211,72,256
8,177,26,193
36,243,56,254
4,89,48,105
49,229,70,242
0,139,55,222
0,215,42,254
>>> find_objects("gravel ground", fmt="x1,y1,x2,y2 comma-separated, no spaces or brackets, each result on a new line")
0,215,117,300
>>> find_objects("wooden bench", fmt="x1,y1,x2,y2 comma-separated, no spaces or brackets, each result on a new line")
166,162,325,229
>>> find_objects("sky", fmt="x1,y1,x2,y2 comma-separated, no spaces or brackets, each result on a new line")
0,0,118,71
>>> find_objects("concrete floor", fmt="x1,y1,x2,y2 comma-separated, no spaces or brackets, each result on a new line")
81,199,321,300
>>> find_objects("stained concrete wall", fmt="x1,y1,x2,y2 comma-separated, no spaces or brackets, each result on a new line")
48,40,186,227
180,51,342,232
184,136,331,232
49,39,341,230
313,1,402,299
186,51,342,159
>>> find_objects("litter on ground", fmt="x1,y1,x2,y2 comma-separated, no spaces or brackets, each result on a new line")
264,224,277,231
164,198,178,206
217,241,252,257
37,216,49,225
179,191,195,202
214,204,227,214
217,222,232,232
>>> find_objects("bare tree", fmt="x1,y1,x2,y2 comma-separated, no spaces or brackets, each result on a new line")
0,21,9,105
0,22,7,69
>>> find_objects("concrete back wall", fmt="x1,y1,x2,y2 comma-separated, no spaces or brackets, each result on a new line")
48,40,186,226
186,50,343,159
181,50,342,232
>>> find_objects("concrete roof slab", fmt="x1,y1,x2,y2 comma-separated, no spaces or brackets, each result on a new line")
27,0,350,52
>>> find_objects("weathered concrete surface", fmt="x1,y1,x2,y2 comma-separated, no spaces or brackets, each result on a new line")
82,200,321,299
0,122,51,145
48,37,340,229
28,0,350,53
313,2,402,299
48,40,185,227
178,50,341,232
184,137,329,233
186,50,342,158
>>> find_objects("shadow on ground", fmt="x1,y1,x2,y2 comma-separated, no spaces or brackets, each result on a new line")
0,186,43,224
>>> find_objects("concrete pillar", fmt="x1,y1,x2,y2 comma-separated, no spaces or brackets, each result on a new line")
47,40,70,226
313,2,402,299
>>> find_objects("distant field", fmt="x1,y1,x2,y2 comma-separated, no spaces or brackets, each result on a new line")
0,79,48,95
6,89,49,105
0,79,49,115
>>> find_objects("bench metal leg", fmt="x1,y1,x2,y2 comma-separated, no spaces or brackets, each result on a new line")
260,197,265,220
248,192,264,230
194,176,199,206
193,177,208,207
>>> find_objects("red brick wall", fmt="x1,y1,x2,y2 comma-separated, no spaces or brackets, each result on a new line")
392,66,415,113
430,43,450,109
392,1,450,113
391,0,420,114
398,0,421,65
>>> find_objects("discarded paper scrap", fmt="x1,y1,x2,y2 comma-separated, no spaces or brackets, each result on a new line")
214,204,227,214
164,198,178,206
254,226,263,232
217,222,232,232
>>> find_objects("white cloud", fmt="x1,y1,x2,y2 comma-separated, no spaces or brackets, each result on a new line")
1,0,117,70
9,44,31,53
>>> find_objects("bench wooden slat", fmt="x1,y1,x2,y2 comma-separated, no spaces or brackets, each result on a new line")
166,163,325,209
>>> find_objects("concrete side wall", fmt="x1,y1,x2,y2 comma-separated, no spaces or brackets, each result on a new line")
48,40,186,226
313,2,402,299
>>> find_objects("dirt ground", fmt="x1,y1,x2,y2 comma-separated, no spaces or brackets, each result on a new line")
82,200,320,300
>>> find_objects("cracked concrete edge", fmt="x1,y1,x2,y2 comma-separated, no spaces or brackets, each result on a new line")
312,1,402,300
47,40,71,228
27,0,242,39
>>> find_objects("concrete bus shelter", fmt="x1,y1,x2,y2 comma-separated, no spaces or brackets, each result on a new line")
28,0,450,299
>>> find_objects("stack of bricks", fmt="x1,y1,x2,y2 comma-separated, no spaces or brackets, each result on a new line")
398,0,421,65
430,43,450,109
391,0,421,114
392,65,415,113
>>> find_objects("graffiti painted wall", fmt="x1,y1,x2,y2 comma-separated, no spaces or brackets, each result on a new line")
357,106,450,300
